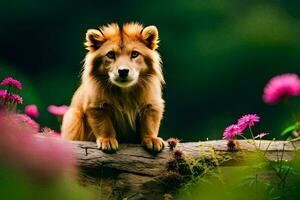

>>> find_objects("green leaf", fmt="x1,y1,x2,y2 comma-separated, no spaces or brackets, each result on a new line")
281,123,298,136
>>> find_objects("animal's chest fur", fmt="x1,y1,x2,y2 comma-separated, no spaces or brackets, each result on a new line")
110,97,142,143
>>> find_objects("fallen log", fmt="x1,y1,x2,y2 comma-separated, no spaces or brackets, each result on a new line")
70,139,300,200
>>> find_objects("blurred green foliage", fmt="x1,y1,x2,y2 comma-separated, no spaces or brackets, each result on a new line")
0,0,300,140
0,166,96,200
177,152,300,200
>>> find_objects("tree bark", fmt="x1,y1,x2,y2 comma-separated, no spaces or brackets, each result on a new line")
70,139,300,200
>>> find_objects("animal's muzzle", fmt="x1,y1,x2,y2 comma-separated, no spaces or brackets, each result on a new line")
118,68,129,79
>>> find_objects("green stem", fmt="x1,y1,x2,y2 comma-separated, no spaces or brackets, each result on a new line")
56,116,62,127
237,134,247,140
249,126,255,140
248,126,259,150
7,84,11,95
278,143,286,177
283,98,298,123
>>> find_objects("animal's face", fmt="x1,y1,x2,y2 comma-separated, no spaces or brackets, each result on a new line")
101,40,149,88
84,23,162,88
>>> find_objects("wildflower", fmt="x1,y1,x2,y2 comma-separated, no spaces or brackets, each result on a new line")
0,90,23,104
16,114,40,131
237,114,260,129
263,73,300,104
174,149,184,159
167,138,180,150
25,104,39,118
48,105,69,116
8,94,23,104
255,132,269,139
222,124,241,139
0,76,22,90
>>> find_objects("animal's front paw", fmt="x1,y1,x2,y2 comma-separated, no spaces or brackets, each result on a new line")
142,136,165,153
96,136,119,152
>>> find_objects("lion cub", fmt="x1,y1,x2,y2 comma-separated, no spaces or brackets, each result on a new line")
61,23,165,153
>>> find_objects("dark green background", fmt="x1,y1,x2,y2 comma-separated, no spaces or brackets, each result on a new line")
1,0,300,141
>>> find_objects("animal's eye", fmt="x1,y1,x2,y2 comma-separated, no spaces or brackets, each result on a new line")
131,51,139,59
106,51,115,59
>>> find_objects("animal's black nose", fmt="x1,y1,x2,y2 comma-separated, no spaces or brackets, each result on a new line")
118,68,129,79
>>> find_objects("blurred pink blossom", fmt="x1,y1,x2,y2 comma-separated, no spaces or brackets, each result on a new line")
48,105,69,116
263,73,300,104
255,132,269,139
25,104,39,118
0,89,7,99
237,114,260,131
223,124,241,139
0,77,22,90
0,111,75,180
16,114,40,131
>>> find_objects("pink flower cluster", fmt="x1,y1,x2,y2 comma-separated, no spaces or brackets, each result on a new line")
0,76,69,135
0,77,22,90
166,137,184,170
0,77,23,105
237,114,260,130
223,114,267,140
7,93,23,104
263,73,300,104
223,124,242,139
0,89,23,104
0,111,75,180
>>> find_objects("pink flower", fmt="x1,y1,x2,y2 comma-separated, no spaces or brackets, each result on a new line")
48,105,69,116
237,114,260,129
263,73,300,104
8,94,23,104
25,104,39,118
0,111,75,180
0,77,22,90
16,114,40,131
167,138,180,150
0,89,7,99
0,90,23,104
255,132,269,139
223,124,242,139
174,149,184,159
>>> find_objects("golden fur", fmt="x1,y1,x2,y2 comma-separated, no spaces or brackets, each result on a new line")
61,23,165,152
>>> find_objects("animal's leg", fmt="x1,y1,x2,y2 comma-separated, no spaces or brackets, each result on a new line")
86,105,118,152
139,104,164,153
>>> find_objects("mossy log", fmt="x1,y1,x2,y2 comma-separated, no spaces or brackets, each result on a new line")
70,139,300,200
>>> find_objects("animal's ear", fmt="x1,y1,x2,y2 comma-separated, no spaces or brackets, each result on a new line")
84,29,105,51
141,25,159,50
